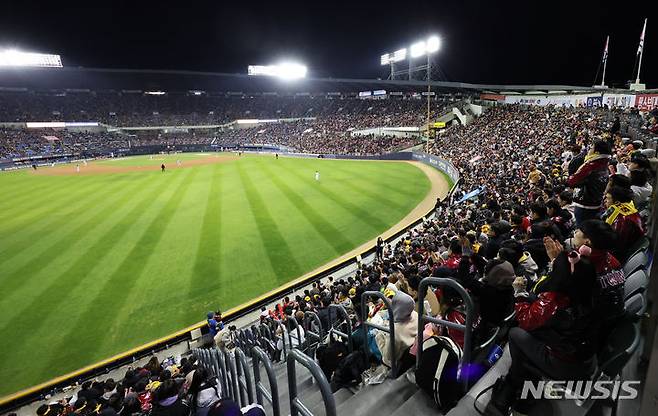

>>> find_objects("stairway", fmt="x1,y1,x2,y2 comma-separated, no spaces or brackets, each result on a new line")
254,354,442,416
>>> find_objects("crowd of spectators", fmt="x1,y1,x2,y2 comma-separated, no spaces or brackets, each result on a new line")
0,129,129,160
33,355,265,416
0,94,453,158
0,91,450,127
250,103,655,414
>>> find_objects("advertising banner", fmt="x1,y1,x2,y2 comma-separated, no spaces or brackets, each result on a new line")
636,94,658,111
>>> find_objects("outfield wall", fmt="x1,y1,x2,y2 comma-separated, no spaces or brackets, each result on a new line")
0,151,458,411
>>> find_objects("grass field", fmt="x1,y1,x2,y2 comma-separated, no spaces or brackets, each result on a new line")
0,153,431,397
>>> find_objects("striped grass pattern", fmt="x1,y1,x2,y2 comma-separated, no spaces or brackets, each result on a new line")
0,154,430,397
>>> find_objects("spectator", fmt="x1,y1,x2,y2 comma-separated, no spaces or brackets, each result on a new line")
567,140,612,225
602,186,645,261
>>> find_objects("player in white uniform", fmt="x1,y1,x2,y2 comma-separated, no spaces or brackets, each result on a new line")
177,159,182,167
83,160,88,166
76,164,80,173
315,171,320,181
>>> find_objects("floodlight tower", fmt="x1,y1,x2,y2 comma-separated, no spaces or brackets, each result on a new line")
381,36,441,152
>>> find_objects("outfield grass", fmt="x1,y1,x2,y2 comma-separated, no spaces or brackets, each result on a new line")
0,154,430,397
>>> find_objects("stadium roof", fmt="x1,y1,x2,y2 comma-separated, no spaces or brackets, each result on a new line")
1,67,644,95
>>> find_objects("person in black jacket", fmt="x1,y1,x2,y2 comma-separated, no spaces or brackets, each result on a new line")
486,243,598,416
567,140,611,226
150,380,189,416
546,198,574,238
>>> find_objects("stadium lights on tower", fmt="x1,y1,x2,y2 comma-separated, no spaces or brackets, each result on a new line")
0,49,63,67
248,62,307,80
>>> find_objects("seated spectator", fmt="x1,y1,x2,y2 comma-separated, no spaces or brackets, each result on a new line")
374,291,418,368
571,220,626,324
630,168,653,209
546,198,574,237
150,380,189,416
602,187,645,262
207,398,266,416
462,258,515,327
486,244,598,416
185,368,221,416
557,190,575,217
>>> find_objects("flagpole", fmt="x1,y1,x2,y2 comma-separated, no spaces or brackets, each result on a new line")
601,36,609,87
636,18,647,84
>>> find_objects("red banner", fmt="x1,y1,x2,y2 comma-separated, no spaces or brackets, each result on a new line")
480,93,505,101
635,94,658,111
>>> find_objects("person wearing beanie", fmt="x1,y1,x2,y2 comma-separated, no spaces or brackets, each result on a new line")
374,291,418,368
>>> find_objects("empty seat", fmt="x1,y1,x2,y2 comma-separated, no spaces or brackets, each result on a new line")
623,251,648,276
624,269,649,299
624,293,647,318
597,319,641,379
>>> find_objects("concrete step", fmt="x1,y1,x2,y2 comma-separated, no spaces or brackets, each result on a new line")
335,375,418,415
390,388,440,416
309,388,355,416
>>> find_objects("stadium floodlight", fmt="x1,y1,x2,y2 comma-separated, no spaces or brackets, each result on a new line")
0,49,62,67
380,53,391,66
426,36,441,53
410,41,427,58
145,91,166,95
392,48,407,62
248,62,307,80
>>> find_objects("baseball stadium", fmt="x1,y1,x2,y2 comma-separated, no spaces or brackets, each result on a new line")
1,4,658,416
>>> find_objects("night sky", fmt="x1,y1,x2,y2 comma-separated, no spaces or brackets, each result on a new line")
0,0,654,88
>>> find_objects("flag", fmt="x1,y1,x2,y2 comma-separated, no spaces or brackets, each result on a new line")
602,36,609,63
637,18,647,55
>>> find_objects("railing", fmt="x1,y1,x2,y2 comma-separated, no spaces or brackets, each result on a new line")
235,348,255,406
226,351,240,405
303,311,323,356
287,349,337,416
328,304,353,352
252,346,280,416
360,290,397,377
416,277,475,391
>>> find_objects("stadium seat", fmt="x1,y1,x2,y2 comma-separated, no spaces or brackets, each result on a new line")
626,236,650,260
623,250,649,276
624,293,647,319
624,269,649,299
597,320,641,379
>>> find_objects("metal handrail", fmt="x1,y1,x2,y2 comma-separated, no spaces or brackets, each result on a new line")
360,290,397,377
287,315,304,349
226,351,240,405
416,277,475,390
287,349,337,416
328,304,353,352
303,311,323,356
252,346,280,416
235,347,255,405
274,319,288,360
212,348,229,397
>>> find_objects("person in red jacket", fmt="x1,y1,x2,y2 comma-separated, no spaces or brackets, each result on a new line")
486,239,598,416
567,140,611,226
602,186,645,262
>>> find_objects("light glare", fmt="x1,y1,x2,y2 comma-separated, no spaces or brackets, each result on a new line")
248,63,307,80
410,41,427,58
0,49,62,67
427,36,441,53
